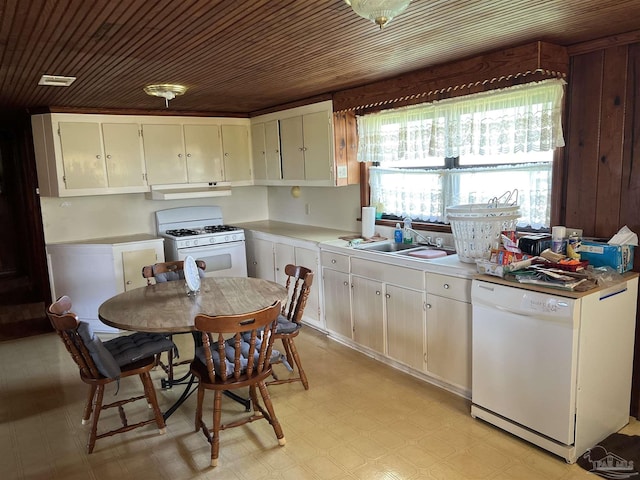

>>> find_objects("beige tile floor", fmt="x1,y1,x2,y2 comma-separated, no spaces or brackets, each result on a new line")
2,326,639,480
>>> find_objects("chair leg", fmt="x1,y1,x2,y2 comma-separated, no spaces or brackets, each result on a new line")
211,390,223,467
286,337,309,390
87,385,105,454
195,384,205,432
139,372,166,433
82,385,97,425
256,381,286,446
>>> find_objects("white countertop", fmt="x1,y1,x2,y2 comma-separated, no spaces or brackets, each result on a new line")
234,220,359,243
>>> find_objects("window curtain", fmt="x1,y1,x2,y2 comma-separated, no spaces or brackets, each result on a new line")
370,162,552,228
357,79,566,162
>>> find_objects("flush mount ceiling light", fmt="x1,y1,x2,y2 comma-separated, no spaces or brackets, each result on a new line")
38,74,76,86
144,83,187,108
344,0,412,29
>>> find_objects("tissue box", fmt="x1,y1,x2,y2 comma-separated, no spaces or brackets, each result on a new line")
579,240,635,273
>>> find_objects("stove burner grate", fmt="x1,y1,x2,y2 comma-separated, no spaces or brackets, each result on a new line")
203,225,239,233
165,229,199,237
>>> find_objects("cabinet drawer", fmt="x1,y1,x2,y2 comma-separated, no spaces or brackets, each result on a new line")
321,251,350,273
352,258,423,290
426,273,471,302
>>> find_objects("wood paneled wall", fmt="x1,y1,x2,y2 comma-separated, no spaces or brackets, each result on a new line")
564,42,640,417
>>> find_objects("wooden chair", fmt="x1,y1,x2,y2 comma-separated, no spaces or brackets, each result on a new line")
47,296,167,454
141,259,206,387
190,301,286,468
267,264,314,390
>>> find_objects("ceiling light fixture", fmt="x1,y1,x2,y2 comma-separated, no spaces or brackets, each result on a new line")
144,84,187,108
344,0,412,29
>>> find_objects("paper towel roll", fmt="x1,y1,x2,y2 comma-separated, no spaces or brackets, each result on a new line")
361,206,376,239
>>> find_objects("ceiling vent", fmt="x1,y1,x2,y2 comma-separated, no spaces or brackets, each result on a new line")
38,75,76,87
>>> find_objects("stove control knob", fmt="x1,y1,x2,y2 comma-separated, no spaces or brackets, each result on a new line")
184,240,190,247
209,237,215,244
225,235,230,242
193,239,199,246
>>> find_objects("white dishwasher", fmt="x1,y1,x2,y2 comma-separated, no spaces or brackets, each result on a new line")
470,276,639,463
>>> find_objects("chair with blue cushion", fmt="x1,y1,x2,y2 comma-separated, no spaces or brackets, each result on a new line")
267,264,314,390
190,301,286,468
46,295,173,453
141,259,206,387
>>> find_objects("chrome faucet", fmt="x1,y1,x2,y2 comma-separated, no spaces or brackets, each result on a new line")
404,227,435,245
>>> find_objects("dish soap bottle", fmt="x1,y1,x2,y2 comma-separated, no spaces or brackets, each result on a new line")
394,223,403,243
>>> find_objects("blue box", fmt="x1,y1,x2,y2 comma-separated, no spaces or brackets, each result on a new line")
579,240,635,273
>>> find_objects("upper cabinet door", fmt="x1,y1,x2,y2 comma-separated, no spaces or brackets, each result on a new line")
142,124,187,184
302,110,332,181
184,124,224,183
58,122,107,189
251,123,267,181
279,115,305,180
264,120,282,180
101,123,145,188
221,124,251,182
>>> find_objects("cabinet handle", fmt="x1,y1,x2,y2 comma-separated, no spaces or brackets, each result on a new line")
331,259,337,264
225,152,230,157
178,153,182,158
426,303,432,309
96,155,101,159
187,153,192,157
443,284,450,289
376,291,381,295
253,261,258,265
126,280,132,285
385,293,390,298
106,154,111,159
299,147,304,151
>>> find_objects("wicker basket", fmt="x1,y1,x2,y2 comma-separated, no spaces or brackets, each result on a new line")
447,204,520,263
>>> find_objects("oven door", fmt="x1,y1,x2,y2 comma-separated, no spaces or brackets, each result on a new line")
176,241,247,278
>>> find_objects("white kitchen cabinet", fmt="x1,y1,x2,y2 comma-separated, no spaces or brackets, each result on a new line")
143,123,226,185
183,124,224,183
46,235,164,333
321,251,352,339
251,120,281,183
386,284,426,372
102,123,147,188
250,100,358,187
351,275,385,353
142,124,187,184
280,110,332,182
425,273,472,391
221,124,252,184
31,114,148,196
351,257,425,362
245,231,322,328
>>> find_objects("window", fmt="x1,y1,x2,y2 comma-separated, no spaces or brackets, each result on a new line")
357,79,565,229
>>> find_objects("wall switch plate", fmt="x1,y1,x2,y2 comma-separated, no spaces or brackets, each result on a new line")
305,203,311,215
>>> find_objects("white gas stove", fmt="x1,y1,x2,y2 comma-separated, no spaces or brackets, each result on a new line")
155,206,247,277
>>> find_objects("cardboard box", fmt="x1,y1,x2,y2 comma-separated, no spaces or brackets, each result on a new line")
579,240,635,273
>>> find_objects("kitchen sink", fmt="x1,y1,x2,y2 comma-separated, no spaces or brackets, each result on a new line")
395,246,457,257
356,242,420,252
356,241,457,257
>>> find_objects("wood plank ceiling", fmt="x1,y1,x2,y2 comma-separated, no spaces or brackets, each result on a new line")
0,0,639,116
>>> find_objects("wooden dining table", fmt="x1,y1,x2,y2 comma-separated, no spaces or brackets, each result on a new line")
98,276,288,419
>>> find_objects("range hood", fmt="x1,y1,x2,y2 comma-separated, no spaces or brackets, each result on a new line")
146,182,232,200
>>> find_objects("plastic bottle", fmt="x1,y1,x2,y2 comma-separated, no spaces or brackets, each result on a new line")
403,217,413,244
552,225,566,254
394,223,403,243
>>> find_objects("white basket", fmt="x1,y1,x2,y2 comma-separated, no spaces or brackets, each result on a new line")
447,203,520,263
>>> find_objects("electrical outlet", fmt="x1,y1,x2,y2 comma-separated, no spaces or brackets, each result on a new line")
305,203,311,215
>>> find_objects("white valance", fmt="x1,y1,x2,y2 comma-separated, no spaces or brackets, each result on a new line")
357,79,566,162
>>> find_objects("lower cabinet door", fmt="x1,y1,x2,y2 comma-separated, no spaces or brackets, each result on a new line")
386,285,425,371
351,275,384,353
322,268,352,339
426,294,472,390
